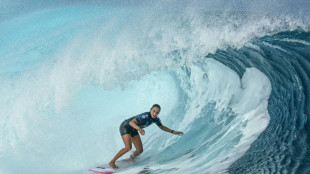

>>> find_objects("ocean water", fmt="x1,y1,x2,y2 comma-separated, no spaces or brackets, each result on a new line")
0,1,309,174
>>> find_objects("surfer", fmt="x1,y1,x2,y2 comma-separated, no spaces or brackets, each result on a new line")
109,104,184,169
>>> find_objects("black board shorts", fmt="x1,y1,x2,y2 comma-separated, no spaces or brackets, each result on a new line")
119,121,139,137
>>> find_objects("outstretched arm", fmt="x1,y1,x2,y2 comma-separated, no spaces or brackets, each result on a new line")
159,125,184,135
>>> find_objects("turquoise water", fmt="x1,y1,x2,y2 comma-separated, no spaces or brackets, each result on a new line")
0,2,309,174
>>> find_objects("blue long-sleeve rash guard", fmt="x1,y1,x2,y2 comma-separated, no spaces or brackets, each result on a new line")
125,112,163,129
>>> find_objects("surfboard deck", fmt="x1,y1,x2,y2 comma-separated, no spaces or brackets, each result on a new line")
88,158,134,174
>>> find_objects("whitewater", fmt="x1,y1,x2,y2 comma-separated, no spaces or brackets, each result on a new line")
0,1,309,174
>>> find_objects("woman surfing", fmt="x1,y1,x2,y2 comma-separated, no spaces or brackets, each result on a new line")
109,104,184,169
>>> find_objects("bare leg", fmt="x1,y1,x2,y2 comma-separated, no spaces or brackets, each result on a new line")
131,135,143,159
109,134,132,169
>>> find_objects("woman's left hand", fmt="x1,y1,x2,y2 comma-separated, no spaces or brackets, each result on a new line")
173,131,184,136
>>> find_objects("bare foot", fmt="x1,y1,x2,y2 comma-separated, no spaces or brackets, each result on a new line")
109,161,118,169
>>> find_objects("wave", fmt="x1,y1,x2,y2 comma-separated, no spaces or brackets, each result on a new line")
0,4,309,174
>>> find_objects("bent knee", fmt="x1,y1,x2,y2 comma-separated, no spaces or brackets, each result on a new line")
124,146,132,152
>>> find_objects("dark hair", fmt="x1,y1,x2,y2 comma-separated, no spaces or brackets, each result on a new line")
151,104,161,111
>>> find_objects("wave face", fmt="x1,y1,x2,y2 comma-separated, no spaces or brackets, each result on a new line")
0,2,309,174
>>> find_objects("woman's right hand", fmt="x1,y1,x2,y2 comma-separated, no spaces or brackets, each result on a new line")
138,129,145,135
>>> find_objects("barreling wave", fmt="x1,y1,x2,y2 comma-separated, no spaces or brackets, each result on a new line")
0,3,309,174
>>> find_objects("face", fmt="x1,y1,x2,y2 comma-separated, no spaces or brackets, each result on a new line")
150,107,160,118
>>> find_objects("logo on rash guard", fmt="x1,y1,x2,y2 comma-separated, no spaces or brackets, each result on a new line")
142,115,149,119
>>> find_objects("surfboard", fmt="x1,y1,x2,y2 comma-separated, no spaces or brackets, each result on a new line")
88,158,134,174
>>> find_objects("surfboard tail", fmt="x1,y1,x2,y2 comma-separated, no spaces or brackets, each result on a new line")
88,168,114,174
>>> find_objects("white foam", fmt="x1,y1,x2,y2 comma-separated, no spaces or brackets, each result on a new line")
280,38,310,46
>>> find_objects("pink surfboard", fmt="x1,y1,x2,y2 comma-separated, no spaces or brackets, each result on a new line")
88,168,114,174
